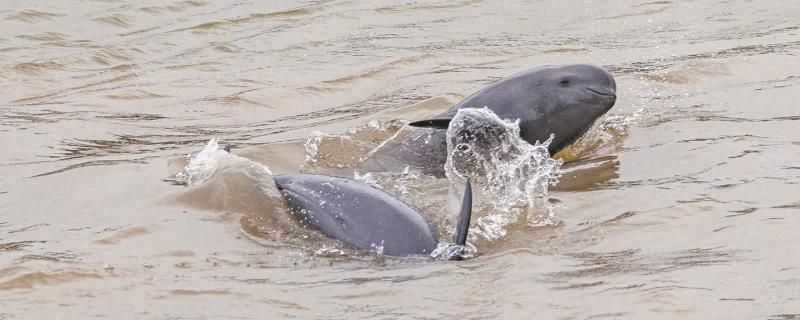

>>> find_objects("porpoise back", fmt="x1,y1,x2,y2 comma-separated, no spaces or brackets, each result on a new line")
274,173,438,256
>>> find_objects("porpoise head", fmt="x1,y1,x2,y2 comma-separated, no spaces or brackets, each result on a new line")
522,64,616,152
411,64,616,155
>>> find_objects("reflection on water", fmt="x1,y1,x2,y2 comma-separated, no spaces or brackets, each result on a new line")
2,0,800,318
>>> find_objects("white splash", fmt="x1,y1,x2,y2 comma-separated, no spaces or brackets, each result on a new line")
354,166,420,196
169,138,272,186
314,245,348,257
370,240,385,256
170,138,223,186
444,108,563,241
430,242,476,260
304,131,325,164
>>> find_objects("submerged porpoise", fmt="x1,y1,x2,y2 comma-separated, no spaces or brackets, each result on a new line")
361,64,617,176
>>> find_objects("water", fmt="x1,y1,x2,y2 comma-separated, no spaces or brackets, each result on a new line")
2,0,800,318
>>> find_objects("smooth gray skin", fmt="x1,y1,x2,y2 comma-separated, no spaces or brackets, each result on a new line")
360,64,617,176
274,173,438,256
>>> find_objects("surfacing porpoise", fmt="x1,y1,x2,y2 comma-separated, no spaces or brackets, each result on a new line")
360,64,617,176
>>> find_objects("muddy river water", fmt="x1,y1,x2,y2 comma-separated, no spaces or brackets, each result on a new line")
1,0,799,319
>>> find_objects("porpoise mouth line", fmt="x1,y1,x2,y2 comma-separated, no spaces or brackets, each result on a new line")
586,87,616,98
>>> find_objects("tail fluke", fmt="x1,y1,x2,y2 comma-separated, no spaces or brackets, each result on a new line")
453,179,472,246
408,118,452,129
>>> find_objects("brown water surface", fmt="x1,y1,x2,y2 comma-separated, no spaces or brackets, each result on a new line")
1,0,799,318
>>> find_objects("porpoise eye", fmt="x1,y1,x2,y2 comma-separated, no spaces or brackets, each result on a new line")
559,79,570,87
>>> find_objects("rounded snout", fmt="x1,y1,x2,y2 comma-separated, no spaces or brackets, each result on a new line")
569,64,616,112
570,64,616,97
273,174,293,190
586,86,616,98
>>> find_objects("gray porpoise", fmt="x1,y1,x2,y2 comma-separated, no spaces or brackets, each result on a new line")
360,64,617,176
274,173,438,256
